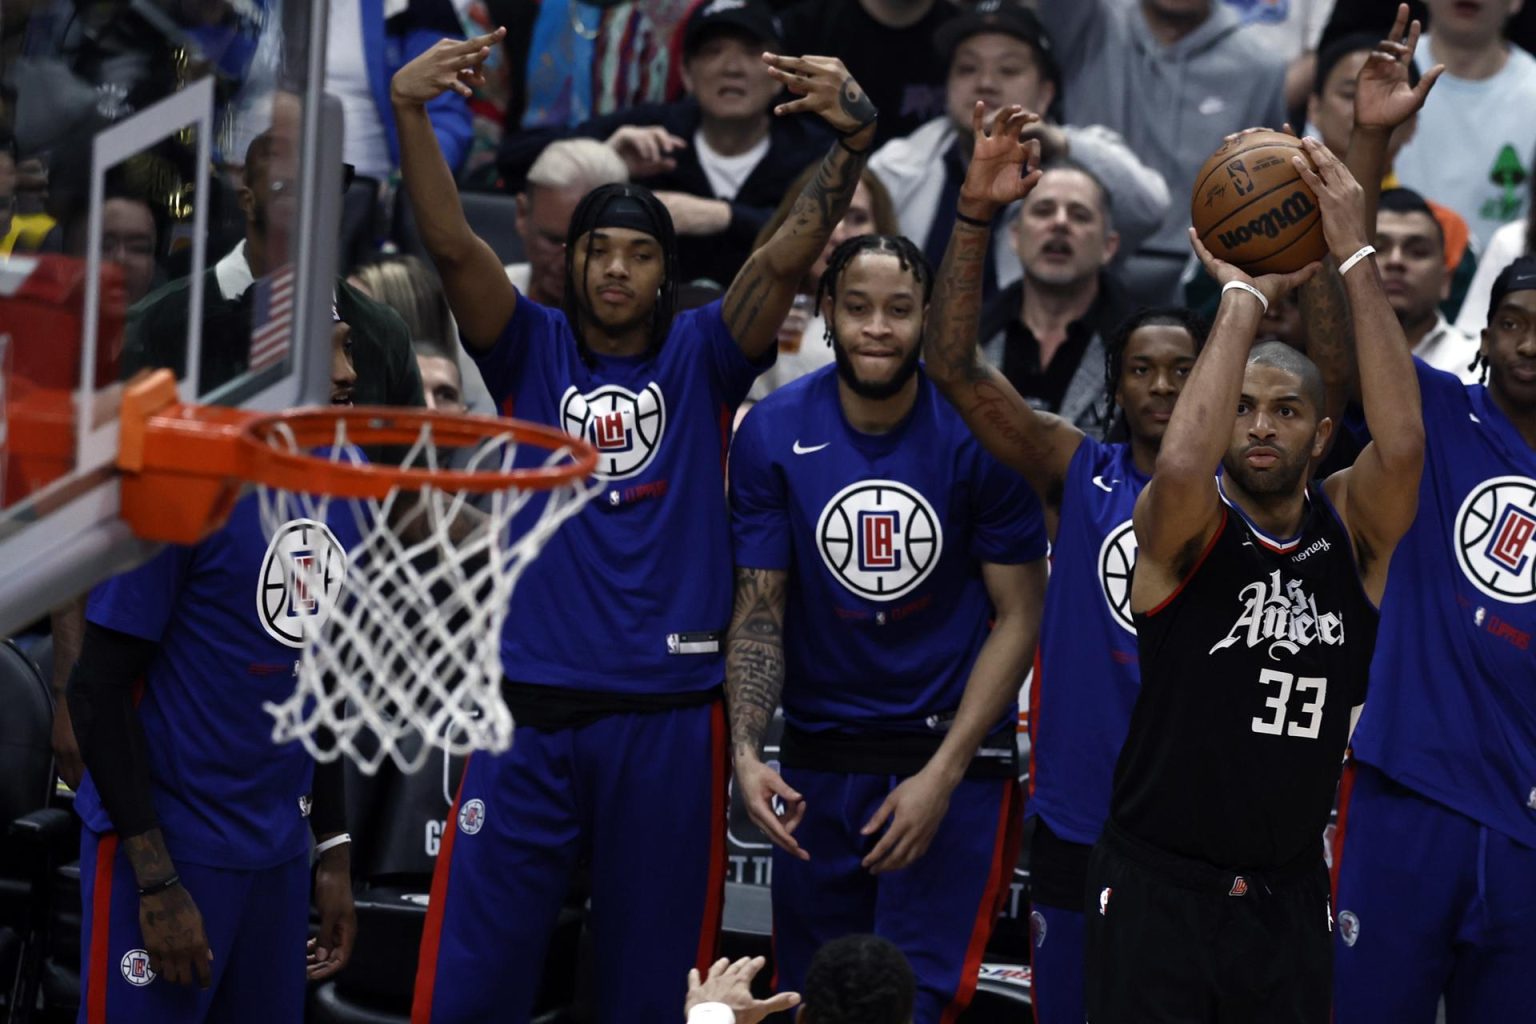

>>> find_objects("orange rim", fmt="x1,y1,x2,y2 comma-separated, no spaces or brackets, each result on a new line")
116,370,597,544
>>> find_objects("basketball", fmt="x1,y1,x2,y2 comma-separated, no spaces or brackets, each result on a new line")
1190,131,1328,276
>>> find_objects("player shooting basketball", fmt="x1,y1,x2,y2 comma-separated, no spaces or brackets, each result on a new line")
65,316,361,1022
726,216,1049,1016
391,29,885,1022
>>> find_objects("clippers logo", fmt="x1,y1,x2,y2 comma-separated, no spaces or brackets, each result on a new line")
560,383,666,479
1338,910,1360,947
458,798,486,835
816,480,942,602
1455,477,1536,603
1098,518,1139,634
257,519,347,648
120,949,155,986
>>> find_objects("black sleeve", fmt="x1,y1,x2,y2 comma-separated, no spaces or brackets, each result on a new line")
496,102,680,193
66,623,161,838
309,753,348,839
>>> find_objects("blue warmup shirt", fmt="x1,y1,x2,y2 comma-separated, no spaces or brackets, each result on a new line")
728,366,1047,732
1028,438,1148,846
472,297,768,694
76,493,360,869
1349,361,1536,849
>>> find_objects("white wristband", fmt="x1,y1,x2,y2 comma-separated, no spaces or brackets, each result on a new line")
1338,244,1376,276
1221,279,1269,316
687,1003,736,1024
314,832,351,857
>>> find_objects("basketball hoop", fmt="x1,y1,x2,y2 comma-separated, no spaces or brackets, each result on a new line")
116,371,600,774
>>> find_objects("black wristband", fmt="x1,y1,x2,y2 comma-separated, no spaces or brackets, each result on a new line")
137,873,181,897
837,134,873,156
955,211,992,229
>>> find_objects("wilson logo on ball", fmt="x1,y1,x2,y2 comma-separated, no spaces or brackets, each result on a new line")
1215,191,1317,251
816,480,942,602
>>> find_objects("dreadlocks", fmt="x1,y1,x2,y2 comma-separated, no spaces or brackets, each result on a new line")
563,184,680,367
1101,306,1208,441
816,234,934,346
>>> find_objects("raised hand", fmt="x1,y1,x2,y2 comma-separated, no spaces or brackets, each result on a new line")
1355,4,1443,131
1189,228,1320,306
958,103,1043,219
761,54,877,137
685,956,801,1024
390,29,504,106
1292,137,1372,263
605,124,686,178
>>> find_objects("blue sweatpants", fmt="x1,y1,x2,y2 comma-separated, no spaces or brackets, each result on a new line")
413,702,728,1023
1029,903,1085,1024
77,830,310,1024
771,768,1021,1024
1332,760,1536,1023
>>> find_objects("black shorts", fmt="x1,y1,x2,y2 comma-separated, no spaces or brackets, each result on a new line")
1084,822,1332,1024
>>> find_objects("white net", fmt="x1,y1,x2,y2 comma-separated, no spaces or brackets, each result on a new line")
255,416,596,774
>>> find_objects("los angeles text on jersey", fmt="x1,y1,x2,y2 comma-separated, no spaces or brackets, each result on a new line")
1209,568,1346,659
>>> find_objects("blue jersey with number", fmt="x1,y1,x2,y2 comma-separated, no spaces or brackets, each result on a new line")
1027,438,1149,846
75,493,359,869
728,366,1047,732
1350,361,1536,848
471,298,768,694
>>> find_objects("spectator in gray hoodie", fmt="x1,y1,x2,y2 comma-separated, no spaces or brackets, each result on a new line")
1039,0,1287,304
869,0,1170,304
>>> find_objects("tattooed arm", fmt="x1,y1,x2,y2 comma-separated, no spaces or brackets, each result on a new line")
920,104,1082,522
722,54,877,360
726,567,808,860
1299,262,1353,460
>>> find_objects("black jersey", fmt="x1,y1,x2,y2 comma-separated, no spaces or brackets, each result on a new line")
1110,483,1379,870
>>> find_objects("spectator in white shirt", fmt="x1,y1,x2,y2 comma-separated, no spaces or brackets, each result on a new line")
1378,187,1481,382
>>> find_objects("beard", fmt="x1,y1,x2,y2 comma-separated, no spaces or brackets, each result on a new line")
831,330,923,400
1223,444,1311,497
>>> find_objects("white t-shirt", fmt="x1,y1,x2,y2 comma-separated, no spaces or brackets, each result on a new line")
1395,40,1536,249
747,302,834,402
1454,218,1528,335
1221,0,1335,61
326,0,393,180
694,130,770,201
1413,313,1483,384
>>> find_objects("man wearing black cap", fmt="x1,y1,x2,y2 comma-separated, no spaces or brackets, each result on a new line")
868,0,1169,305
394,27,881,1022
1331,255,1536,1023
497,0,831,285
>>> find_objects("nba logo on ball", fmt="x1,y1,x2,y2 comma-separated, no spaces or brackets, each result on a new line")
120,949,155,986
1454,477,1536,603
816,480,942,602
257,519,347,648
560,383,666,479
458,798,487,835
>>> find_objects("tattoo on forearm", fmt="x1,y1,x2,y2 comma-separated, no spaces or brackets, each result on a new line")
723,141,863,343
1300,266,1354,419
726,568,787,758
124,831,174,884
923,221,991,382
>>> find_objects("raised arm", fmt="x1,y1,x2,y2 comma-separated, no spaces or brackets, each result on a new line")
721,55,876,361
1132,238,1319,609
1299,140,1424,600
922,104,1085,509
725,567,806,860
391,30,518,352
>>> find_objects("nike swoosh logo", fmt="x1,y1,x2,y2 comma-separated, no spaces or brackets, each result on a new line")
792,441,830,455
1092,475,1118,493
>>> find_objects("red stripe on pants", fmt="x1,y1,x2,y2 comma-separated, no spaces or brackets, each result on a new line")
412,756,470,1023
941,779,1024,1023
87,833,119,1024
695,701,729,971
1330,756,1359,900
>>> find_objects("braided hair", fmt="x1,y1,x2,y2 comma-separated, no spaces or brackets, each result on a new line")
1101,306,1208,441
816,234,934,345
563,184,679,367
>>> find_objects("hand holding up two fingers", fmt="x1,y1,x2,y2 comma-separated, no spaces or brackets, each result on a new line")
1354,3,1444,132
391,28,505,106
761,54,877,139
